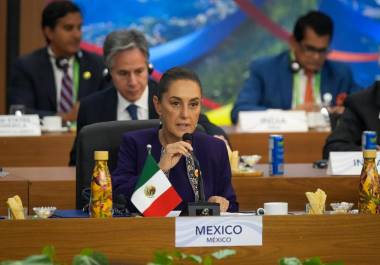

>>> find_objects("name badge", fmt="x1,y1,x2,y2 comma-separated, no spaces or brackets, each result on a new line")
175,216,262,247
238,110,308,132
0,115,41,136
327,151,380,175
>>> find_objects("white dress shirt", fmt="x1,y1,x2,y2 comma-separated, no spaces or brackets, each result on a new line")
117,85,149,120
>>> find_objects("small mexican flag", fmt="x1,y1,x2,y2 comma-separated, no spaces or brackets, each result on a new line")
131,152,182,217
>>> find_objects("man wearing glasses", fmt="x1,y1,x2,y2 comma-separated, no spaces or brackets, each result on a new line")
231,10,361,124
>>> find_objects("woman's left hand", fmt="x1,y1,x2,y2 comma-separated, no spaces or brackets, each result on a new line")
208,196,229,212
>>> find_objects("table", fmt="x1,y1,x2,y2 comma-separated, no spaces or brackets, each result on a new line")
0,215,379,265
0,132,75,166
229,131,329,163
0,130,329,166
1,165,358,214
0,167,75,215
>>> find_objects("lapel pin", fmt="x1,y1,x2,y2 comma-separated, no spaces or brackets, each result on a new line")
83,71,91,80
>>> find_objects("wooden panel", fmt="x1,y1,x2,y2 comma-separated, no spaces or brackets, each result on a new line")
229,131,329,163
0,215,379,265
19,0,45,56
5,167,75,212
0,175,28,216
0,132,75,166
233,164,359,211
0,1,7,114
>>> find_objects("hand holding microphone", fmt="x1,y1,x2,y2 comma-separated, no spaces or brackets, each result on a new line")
158,138,193,172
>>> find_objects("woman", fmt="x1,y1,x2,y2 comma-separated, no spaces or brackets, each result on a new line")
112,67,238,213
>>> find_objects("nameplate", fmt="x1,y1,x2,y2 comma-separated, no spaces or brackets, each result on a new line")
238,110,308,132
0,115,41,136
327,152,380,175
175,216,262,247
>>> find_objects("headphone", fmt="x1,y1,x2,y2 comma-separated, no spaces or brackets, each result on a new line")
55,50,83,70
103,63,154,82
289,51,301,73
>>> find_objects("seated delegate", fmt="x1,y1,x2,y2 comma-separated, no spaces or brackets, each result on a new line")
112,67,238,213
231,10,361,124
323,82,380,159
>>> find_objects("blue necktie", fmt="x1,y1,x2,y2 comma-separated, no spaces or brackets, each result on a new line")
126,104,138,120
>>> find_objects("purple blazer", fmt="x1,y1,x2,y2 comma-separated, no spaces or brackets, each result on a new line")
112,127,238,213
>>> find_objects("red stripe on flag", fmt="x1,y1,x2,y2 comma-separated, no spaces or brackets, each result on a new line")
143,187,182,217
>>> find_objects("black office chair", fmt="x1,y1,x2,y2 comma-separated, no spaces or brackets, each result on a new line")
76,119,160,209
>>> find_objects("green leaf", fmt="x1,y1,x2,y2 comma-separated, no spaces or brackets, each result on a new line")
279,257,302,265
41,246,56,263
202,256,213,265
303,257,322,265
22,255,53,265
151,251,173,265
72,255,101,265
184,254,202,264
211,249,236,260
79,249,94,257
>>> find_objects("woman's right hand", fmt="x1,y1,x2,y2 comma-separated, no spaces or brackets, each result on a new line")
159,141,193,172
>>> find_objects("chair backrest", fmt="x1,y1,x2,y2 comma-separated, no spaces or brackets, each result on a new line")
76,119,160,209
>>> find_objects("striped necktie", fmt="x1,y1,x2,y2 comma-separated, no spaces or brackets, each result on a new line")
58,59,73,113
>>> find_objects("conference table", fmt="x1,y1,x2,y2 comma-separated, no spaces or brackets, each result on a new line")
0,164,359,215
0,215,379,265
0,130,329,166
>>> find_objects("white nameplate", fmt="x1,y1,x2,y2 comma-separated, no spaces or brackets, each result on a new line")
175,216,262,247
238,110,308,132
327,151,380,175
0,115,41,136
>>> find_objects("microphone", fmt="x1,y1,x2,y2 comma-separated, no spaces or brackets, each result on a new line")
182,133,205,201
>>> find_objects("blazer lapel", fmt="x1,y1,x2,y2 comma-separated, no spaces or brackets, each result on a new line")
40,48,57,109
103,87,118,121
280,54,293,109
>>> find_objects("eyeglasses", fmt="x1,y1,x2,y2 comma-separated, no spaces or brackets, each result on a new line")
299,43,330,56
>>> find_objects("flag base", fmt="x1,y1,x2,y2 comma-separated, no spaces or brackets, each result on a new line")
186,202,220,216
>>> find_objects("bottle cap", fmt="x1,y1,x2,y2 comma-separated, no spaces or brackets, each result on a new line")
94,151,108,161
363,150,377,158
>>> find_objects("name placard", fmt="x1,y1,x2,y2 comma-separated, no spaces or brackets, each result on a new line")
238,110,308,132
175,216,262,247
0,115,41,136
327,151,380,175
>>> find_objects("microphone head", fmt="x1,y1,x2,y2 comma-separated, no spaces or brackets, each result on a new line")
182,133,193,143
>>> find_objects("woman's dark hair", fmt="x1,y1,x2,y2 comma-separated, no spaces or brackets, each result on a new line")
293,11,333,43
157,67,202,100
41,0,81,29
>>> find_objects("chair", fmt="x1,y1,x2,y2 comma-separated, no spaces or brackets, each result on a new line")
76,119,160,209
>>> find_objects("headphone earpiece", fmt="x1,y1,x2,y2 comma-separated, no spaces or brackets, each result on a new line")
148,63,154,75
103,68,111,82
290,60,301,73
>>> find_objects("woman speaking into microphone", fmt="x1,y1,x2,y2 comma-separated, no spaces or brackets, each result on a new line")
112,67,238,214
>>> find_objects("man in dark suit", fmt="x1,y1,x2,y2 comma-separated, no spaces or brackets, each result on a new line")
231,11,360,124
323,82,380,159
8,1,107,121
70,29,227,165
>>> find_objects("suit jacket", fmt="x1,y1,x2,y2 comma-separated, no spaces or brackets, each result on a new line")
323,84,380,159
231,50,361,124
112,127,239,213
8,47,108,116
69,80,229,165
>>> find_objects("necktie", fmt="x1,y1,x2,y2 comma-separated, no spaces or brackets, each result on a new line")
304,71,314,104
126,104,138,120
59,64,73,113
